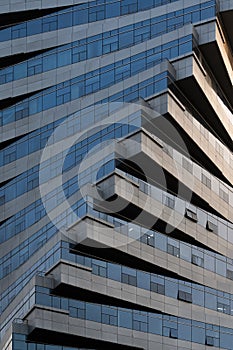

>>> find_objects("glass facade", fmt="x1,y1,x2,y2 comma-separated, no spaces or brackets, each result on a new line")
28,285,233,348
2,239,233,316
0,71,172,126
12,332,94,350
0,30,194,85
0,0,182,43
2,176,233,282
0,0,232,349
0,0,215,44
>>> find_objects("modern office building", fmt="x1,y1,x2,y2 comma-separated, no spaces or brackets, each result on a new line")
0,0,233,349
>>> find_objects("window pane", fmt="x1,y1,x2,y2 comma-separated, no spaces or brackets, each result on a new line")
108,263,121,281
86,304,101,322
137,271,150,290
149,316,162,335
118,310,132,329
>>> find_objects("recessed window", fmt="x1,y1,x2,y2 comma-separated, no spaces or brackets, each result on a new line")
92,264,107,278
178,290,192,303
226,269,233,280
147,235,155,247
150,282,165,295
217,302,230,314
122,273,137,287
201,173,211,189
192,254,204,267
170,328,178,339
206,221,218,234
141,234,155,247
164,196,175,209
185,209,198,222
219,188,229,203
206,336,214,346
182,158,193,173
167,244,180,257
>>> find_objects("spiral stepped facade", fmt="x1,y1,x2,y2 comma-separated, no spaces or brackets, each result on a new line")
0,1,233,349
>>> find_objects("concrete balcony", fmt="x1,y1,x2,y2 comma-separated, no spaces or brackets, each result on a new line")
47,259,233,326
148,89,233,186
172,53,233,150
2,253,233,349
23,305,207,350
196,19,233,107
116,129,233,222
69,167,233,260
66,216,233,294
219,0,233,52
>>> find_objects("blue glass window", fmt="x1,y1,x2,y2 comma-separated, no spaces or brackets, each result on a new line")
149,316,162,335
119,31,134,49
106,2,121,18
205,291,217,310
58,12,72,29
119,310,132,329
108,263,121,281
192,323,205,344
86,304,101,322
